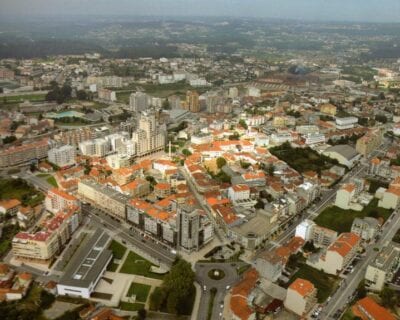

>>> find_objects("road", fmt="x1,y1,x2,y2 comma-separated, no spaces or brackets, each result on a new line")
195,262,243,320
82,204,176,267
322,209,400,319
19,171,53,192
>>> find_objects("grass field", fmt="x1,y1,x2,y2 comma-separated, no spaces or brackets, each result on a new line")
108,240,127,260
119,251,165,279
106,262,119,272
126,282,151,303
288,264,339,303
314,198,392,233
119,302,145,311
0,178,44,207
46,176,58,187
0,93,47,104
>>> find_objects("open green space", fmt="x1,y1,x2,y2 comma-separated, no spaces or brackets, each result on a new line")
108,240,127,260
0,93,47,105
314,198,392,233
341,308,358,320
0,224,19,258
46,176,58,188
270,142,338,174
288,264,339,303
106,262,119,272
119,302,145,312
119,251,165,279
126,282,151,303
0,178,44,207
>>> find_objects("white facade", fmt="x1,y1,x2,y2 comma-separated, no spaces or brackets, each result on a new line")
335,117,358,130
48,145,76,168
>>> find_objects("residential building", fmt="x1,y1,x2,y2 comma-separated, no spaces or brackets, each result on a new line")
228,184,250,202
335,117,358,130
129,92,149,112
177,205,213,252
335,183,357,210
0,264,32,302
0,138,49,167
185,90,200,113
365,243,400,292
98,88,116,102
351,217,380,241
356,129,383,156
57,229,112,299
48,145,76,168
308,232,361,275
0,199,21,216
319,103,337,116
132,110,166,157
45,188,79,214
54,128,94,146
284,278,317,317
351,297,396,320
78,180,128,220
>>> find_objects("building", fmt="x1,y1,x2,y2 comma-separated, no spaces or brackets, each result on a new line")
0,199,21,216
319,103,337,116
132,110,166,157
308,232,361,275
0,138,49,168
48,145,76,168
79,138,110,157
177,206,213,252
335,117,358,130
304,133,325,145
78,180,128,220
365,243,400,292
228,184,251,202
54,128,94,146
98,88,116,102
378,186,400,209
129,92,149,112
351,217,380,241
185,90,200,113
87,76,122,88
335,183,356,210
57,229,112,299
323,145,360,168
0,67,15,80
12,207,81,264
0,264,32,302
284,278,317,317
351,297,396,320
45,188,79,214
356,129,383,156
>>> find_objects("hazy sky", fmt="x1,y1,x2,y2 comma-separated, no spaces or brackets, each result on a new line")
1,0,399,22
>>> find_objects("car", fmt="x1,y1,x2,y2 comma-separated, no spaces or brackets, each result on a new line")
203,285,207,291
226,285,230,290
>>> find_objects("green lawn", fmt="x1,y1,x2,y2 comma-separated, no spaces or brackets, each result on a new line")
119,302,145,311
119,251,165,279
315,198,393,233
108,240,127,260
341,308,357,320
0,93,47,105
126,282,151,303
46,176,58,188
106,262,119,272
288,264,339,303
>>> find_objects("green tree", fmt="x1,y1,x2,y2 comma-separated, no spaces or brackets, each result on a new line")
239,119,248,130
149,287,167,311
182,149,192,157
162,99,171,110
137,308,147,320
76,90,87,100
381,286,398,308
216,157,227,169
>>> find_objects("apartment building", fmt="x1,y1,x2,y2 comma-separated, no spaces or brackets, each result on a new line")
98,88,116,102
284,278,317,316
78,180,128,220
0,138,49,168
48,145,76,168
129,92,149,112
365,243,400,291
356,129,383,156
54,128,94,146
185,90,200,113
45,188,79,214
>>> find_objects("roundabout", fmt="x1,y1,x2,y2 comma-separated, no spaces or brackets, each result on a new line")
207,268,226,280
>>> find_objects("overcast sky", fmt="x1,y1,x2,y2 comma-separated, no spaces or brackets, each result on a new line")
0,0,399,22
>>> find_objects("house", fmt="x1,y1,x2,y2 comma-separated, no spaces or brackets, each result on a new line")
335,183,356,210
378,187,400,209
351,296,396,320
284,278,317,316
307,232,361,275
228,184,250,202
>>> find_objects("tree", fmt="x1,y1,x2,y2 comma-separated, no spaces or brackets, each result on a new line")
162,99,171,110
182,149,192,157
381,287,398,308
239,119,248,130
375,114,387,124
267,164,275,176
76,90,87,100
216,157,227,169
2,136,17,144
150,287,167,311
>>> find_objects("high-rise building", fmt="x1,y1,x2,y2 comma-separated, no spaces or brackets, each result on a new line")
186,90,200,113
130,92,149,112
132,110,166,157
48,145,76,168
54,128,94,146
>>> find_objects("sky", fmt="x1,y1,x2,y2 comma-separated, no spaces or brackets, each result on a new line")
0,0,399,23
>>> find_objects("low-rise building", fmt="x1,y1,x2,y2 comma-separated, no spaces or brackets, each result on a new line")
351,217,380,241
284,278,317,317
45,188,79,214
57,229,112,299
351,297,396,320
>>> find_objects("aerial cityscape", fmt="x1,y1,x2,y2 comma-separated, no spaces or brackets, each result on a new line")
1,1,400,320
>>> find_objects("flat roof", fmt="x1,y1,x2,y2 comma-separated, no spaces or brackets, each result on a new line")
58,229,112,288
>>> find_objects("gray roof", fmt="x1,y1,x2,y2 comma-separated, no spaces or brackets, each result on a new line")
324,144,358,160
58,229,112,289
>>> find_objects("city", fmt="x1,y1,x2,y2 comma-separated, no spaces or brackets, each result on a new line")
0,1,400,320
